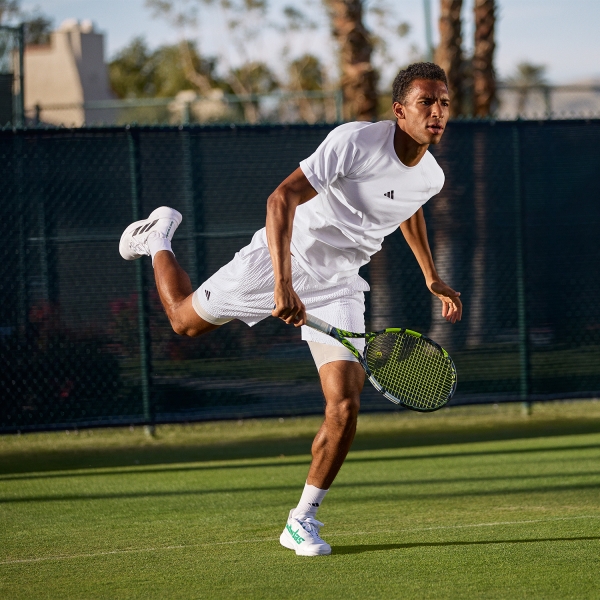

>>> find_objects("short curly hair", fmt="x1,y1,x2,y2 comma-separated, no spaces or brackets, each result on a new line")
392,63,448,104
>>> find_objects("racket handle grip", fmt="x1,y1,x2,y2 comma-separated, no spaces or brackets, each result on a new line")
305,314,333,335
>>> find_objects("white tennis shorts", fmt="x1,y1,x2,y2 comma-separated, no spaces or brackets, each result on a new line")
192,228,369,353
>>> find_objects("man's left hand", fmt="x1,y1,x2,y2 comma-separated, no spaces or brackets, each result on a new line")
428,280,462,324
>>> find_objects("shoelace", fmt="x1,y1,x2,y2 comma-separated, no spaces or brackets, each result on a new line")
129,231,163,254
130,240,149,253
298,517,325,541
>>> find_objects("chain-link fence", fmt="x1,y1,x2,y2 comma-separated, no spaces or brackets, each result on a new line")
1,120,599,432
496,84,600,120
25,90,345,128
22,85,600,128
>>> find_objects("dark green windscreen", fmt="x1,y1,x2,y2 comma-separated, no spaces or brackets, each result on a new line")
1,120,599,432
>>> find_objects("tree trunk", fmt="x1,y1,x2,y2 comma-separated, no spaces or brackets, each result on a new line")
429,1,464,348
428,199,461,348
369,250,394,331
325,0,377,121
466,129,488,348
435,0,464,117
472,0,496,117
467,2,497,346
428,135,466,348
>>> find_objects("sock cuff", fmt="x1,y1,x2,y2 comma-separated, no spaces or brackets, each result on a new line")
304,483,328,493
292,483,329,519
148,234,174,265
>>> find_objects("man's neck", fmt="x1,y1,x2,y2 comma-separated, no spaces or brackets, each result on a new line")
393,122,429,167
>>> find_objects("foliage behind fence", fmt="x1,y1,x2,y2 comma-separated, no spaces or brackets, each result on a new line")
21,85,600,128
1,120,599,432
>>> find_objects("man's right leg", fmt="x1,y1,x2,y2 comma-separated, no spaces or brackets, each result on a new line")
153,250,220,338
120,206,220,338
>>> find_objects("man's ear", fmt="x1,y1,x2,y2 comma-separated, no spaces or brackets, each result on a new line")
392,102,405,120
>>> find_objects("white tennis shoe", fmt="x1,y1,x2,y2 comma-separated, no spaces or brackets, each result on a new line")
119,206,182,260
280,510,332,556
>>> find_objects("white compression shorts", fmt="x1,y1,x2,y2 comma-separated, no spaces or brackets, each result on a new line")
306,341,359,371
191,228,368,363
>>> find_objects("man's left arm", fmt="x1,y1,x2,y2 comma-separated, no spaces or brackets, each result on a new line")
400,207,462,324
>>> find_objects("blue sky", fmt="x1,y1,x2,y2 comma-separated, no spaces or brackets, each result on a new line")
27,0,600,84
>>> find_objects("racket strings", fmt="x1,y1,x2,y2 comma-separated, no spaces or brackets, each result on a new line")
365,332,455,410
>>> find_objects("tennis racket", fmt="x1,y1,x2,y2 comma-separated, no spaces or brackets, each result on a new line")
305,314,457,412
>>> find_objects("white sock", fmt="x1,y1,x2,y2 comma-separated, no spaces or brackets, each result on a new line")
292,483,329,520
148,232,174,265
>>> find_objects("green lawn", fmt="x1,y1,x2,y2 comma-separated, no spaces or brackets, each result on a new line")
1,401,600,599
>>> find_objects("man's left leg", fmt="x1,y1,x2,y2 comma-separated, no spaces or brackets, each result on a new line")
280,360,364,556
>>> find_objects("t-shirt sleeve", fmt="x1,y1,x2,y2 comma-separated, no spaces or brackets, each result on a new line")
299,124,362,194
431,169,445,195
424,152,445,196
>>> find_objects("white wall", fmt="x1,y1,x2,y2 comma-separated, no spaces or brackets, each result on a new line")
24,20,114,126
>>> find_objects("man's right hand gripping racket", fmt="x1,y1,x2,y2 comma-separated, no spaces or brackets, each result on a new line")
305,314,457,412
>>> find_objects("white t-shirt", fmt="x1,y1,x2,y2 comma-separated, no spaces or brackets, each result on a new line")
291,120,445,284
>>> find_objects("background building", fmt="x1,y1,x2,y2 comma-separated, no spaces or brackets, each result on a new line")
24,19,114,126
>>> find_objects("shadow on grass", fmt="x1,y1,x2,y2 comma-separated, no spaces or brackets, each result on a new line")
2,452,600,483
1,417,600,476
2,479,599,505
332,536,600,555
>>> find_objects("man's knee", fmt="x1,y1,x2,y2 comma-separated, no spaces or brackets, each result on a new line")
166,298,219,337
319,360,364,423
169,315,197,337
325,394,360,428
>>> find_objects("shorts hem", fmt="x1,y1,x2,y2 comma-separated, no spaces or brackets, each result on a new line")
192,291,234,325
307,341,359,371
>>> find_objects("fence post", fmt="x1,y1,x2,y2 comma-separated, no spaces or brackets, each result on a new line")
335,90,343,123
182,101,191,125
15,133,28,335
543,86,552,119
8,24,26,127
127,127,154,435
512,124,532,414
423,0,434,62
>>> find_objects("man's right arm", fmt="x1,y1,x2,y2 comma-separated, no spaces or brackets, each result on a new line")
266,167,318,327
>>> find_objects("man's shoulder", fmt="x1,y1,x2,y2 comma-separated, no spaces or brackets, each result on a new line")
326,120,393,146
422,150,443,170
422,150,445,189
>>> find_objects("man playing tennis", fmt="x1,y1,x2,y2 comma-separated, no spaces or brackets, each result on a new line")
119,62,462,556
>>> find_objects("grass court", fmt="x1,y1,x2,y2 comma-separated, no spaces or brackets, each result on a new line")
1,401,600,599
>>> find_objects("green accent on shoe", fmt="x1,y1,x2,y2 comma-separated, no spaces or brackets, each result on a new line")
286,523,305,544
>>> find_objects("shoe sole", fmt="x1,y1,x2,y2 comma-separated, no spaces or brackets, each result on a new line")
119,206,182,260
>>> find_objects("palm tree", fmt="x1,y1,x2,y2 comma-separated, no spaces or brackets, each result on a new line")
467,0,496,347
427,161,464,348
288,54,323,124
428,0,464,347
0,1,19,24
472,0,496,116
325,0,377,121
435,0,464,117
465,129,488,348
505,62,547,117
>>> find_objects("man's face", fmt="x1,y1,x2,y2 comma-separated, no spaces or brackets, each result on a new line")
393,79,450,145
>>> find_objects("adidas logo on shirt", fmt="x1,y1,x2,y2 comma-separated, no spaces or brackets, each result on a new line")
205,289,211,301
384,190,394,199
